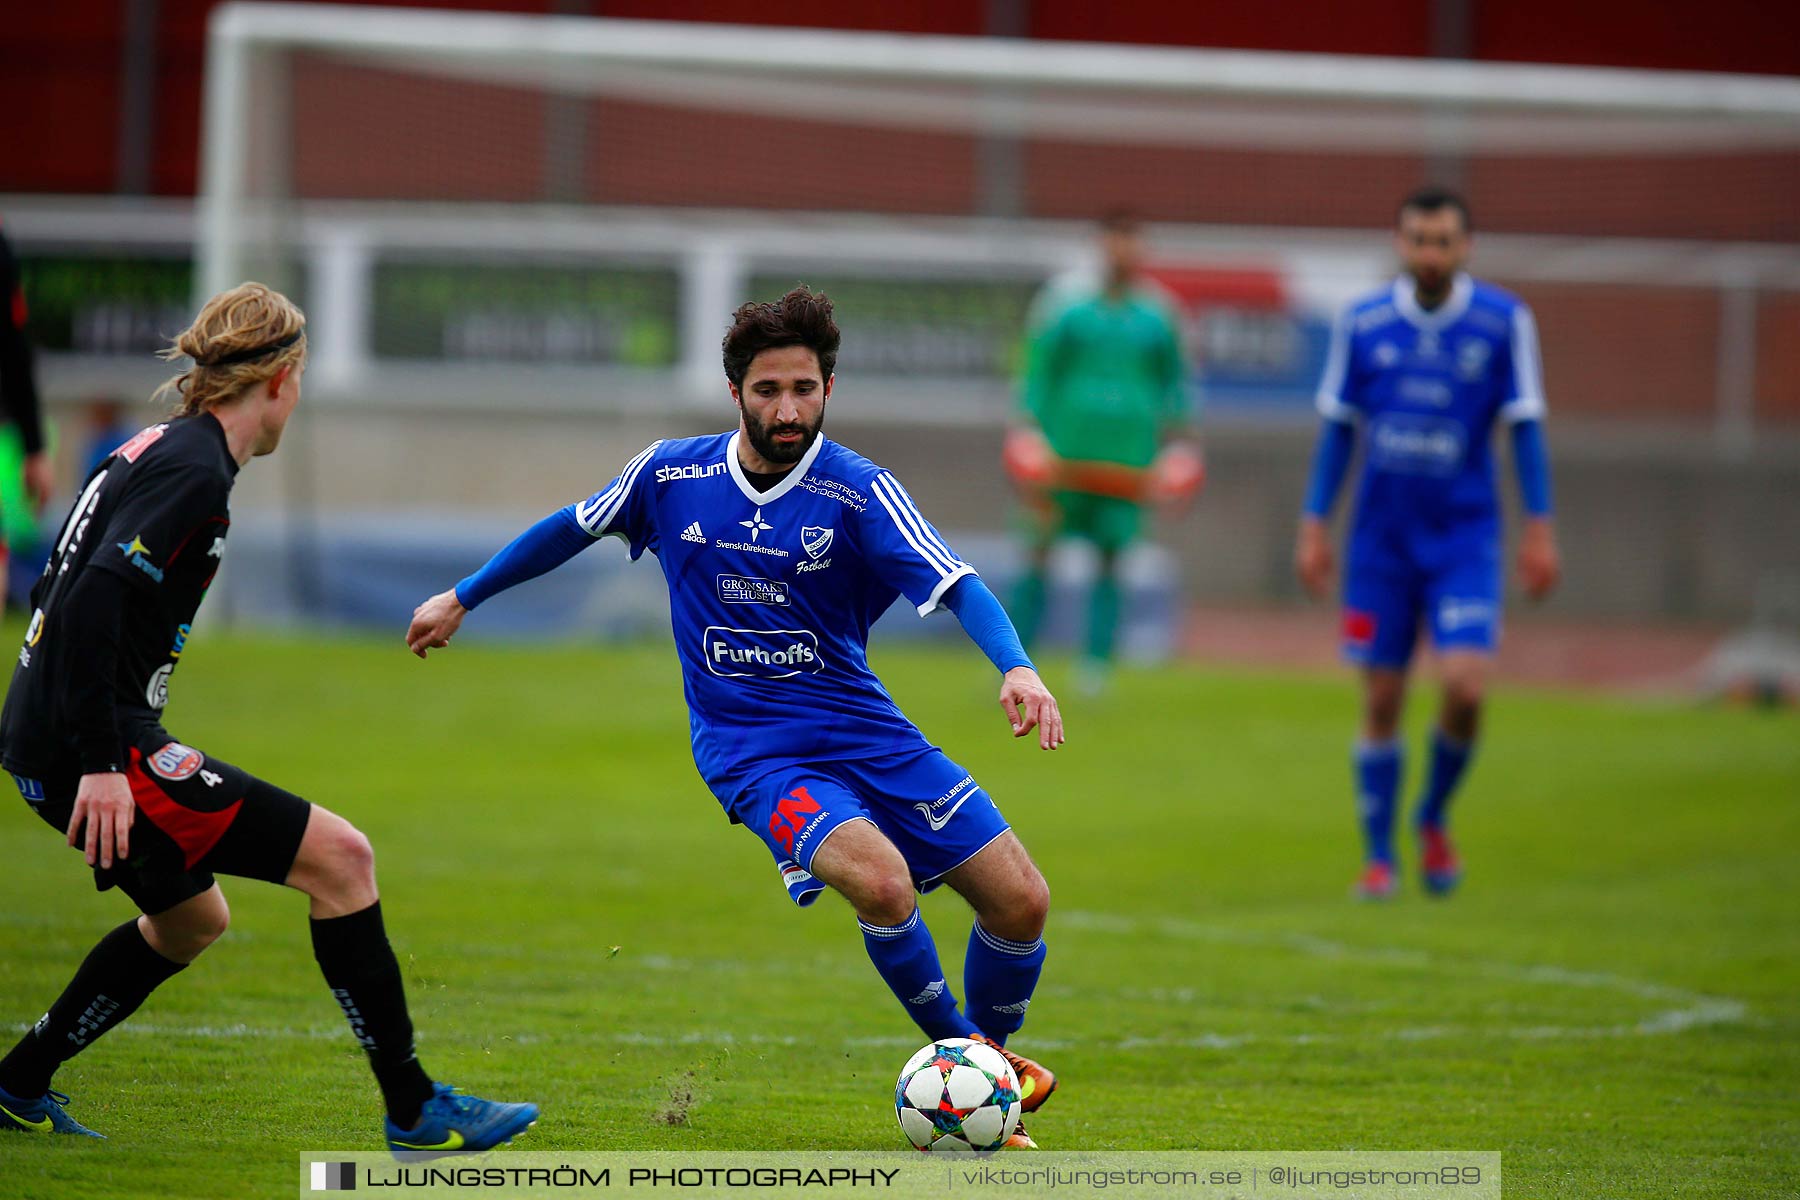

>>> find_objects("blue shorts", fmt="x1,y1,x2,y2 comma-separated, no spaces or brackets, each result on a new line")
1342,545,1502,669
729,747,1010,907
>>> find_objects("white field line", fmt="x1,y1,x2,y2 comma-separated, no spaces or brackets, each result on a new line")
7,909,1745,1051
1058,909,1749,1047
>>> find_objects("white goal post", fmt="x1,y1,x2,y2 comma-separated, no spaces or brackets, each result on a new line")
196,2,1800,439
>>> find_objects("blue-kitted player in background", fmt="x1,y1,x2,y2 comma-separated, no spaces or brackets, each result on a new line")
1295,187,1562,900
408,287,1062,1148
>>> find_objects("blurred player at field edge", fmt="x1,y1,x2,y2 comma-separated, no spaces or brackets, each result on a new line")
0,220,55,615
1007,212,1200,694
1296,187,1560,899
0,284,537,1154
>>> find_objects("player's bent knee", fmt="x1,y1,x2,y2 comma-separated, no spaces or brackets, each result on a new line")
871,875,920,927
845,871,917,928
143,892,230,962
1446,677,1484,710
291,809,378,898
987,871,1050,942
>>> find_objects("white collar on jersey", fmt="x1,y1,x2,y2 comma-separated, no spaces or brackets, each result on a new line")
1391,272,1473,331
725,428,826,505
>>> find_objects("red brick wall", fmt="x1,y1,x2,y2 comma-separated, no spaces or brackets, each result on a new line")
5,0,1793,198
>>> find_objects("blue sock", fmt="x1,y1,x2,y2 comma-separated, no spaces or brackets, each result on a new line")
963,924,1047,1046
1354,740,1402,865
860,908,978,1042
1417,730,1475,831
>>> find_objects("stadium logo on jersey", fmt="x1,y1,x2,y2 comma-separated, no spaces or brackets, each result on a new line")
801,526,834,561
738,508,773,541
117,534,165,582
680,521,707,544
656,461,729,483
115,424,168,463
1370,415,1464,477
147,741,204,781
717,575,790,606
704,627,823,679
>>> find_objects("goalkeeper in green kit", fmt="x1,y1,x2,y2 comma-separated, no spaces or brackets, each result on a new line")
1005,211,1202,693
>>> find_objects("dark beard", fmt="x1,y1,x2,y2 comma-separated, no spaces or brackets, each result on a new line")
741,404,824,466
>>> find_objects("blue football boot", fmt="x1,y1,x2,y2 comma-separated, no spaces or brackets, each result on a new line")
0,1086,105,1138
385,1082,537,1158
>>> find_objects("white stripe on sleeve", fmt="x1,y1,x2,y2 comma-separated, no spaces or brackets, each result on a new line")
574,441,661,536
918,564,976,617
870,474,960,577
878,472,964,569
1315,307,1358,424
1499,305,1548,424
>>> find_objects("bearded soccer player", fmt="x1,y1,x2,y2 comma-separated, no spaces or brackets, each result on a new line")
408,287,1063,1149
0,284,536,1152
1295,187,1561,899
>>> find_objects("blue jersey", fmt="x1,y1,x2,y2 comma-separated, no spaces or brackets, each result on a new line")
1316,273,1545,562
573,431,975,802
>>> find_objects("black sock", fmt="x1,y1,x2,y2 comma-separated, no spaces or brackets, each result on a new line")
0,919,186,1099
310,901,435,1129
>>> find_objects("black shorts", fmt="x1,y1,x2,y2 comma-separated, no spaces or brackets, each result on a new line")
8,727,312,916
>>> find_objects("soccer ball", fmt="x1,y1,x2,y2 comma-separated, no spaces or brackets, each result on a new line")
894,1037,1021,1152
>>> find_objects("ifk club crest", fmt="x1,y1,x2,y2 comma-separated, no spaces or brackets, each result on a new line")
801,526,834,561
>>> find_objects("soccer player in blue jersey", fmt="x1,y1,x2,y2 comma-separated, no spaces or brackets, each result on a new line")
1295,187,1561,899
407,288,1063,1148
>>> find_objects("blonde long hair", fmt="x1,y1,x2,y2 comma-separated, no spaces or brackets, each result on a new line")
151,282,307,417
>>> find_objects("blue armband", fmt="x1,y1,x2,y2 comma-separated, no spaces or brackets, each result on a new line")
1510,419,1554,517
454,506,595,610
942,575,1033,675
1302,420,1356,518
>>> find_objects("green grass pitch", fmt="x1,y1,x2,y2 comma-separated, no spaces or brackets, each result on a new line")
0,629,1795,1198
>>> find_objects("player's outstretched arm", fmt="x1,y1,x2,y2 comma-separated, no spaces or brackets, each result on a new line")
407,589,467,658
406,506,597,658
938,575,1064,750
1000,665,1065,751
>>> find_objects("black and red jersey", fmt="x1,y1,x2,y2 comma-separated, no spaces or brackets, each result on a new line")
1,413,237,778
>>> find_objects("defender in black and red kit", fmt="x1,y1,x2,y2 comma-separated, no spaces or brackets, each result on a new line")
0,283,536,1155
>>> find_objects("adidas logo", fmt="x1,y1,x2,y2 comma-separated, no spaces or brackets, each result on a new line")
680,521,706,544
907,980,947,1006
992,1000,1031,1015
